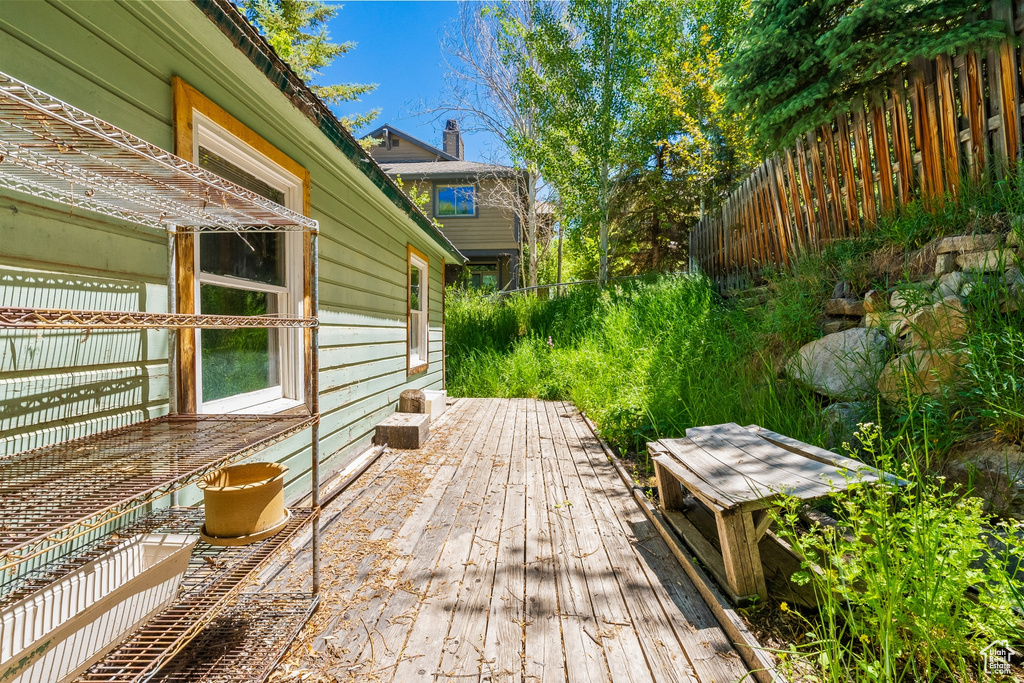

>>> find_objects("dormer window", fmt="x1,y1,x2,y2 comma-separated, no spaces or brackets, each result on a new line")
391,138,400,147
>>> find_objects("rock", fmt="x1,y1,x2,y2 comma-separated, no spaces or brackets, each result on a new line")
904,296,968,350
934,252,958,277
863,310,909,338
877,348,966,402
1001,285,1022,313
890,284,932,313
936,233,1002,254
944,435,1024,517
785,328,890,401
823,298,866,317
821,401,872,450
935,271,966,300
833,281,852,298
1006,228,1021,248
822,318,860,335
863,289,887,313
398,388,426,414
957,249,1019,272
1005,267,1024,287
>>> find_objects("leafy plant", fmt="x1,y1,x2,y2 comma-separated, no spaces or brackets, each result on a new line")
774,423,1024,681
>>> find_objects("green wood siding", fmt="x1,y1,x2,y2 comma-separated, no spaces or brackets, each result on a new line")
0,0,453,502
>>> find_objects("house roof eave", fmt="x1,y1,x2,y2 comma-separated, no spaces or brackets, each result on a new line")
191,0,466,265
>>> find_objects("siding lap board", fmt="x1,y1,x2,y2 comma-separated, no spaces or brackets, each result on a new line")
0,1,450,503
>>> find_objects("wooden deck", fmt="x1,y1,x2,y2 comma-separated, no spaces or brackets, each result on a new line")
268,398,750,682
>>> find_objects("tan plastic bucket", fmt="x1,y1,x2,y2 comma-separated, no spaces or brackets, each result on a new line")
198,462,287,539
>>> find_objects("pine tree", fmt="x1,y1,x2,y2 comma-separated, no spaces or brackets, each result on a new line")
242,0,379,129
723,0,1006,149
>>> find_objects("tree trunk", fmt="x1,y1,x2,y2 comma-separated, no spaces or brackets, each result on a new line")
599,162,609,285
651,144,665,271
527,170,539,288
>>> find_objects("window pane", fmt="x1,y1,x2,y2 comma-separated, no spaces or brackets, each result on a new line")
410,311,422,361
410,265,422,311
200,232,284,286
200,284,279,402
198,147,286,204
436,186,475,216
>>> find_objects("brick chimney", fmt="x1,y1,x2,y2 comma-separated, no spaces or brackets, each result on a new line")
443,119,464,160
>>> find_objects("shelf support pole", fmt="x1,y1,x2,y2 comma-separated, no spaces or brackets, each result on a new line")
168,225,178,508
309,228,321,595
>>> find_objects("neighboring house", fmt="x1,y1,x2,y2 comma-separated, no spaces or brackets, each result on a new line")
363,121,523,290
0,0,464,490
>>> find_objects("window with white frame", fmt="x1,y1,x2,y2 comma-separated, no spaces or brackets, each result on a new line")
193,112,304,413
408,248,429,371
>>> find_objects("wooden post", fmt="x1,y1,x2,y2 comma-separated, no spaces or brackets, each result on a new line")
993,0,1020,167
911,57,944,205
715,508,768,601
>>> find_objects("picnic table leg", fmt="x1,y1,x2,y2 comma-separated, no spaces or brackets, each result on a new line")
654,459,687,511
715,508,768,602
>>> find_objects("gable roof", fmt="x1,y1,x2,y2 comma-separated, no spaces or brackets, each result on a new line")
363,123,457,161
192,0,465,264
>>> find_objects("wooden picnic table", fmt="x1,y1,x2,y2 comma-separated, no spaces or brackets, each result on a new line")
649,422,883,603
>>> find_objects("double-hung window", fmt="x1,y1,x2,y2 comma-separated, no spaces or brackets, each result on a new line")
408,246,429,373
192,113,305,413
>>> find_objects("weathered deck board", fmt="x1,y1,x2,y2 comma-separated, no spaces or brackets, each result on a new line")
269,399,751,683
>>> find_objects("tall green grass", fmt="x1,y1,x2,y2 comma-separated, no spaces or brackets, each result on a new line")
446,274,830,459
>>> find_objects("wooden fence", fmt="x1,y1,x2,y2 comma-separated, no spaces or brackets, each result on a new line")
690,0,1024,288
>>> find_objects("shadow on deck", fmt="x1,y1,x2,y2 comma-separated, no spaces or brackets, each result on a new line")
267,398,751,683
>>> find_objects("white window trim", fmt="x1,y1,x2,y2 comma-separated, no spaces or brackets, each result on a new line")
434,183,477,218
192,112,305,414
409,252,429,369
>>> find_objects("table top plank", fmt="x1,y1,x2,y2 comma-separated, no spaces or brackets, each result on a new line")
657,423,881,512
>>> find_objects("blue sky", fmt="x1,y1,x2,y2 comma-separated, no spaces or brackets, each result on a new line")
317,1,499,163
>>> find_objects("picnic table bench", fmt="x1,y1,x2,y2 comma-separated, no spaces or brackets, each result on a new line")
649,422,884,603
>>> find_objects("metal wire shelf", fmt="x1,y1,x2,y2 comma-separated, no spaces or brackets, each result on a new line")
27,507,319,682
0,414,316,574
0,306,318,329
0,70,317,234
143,593,318,683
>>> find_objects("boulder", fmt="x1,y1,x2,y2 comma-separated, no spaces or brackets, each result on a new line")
934,252,958,277
399,388,426,414
890,284,932,313
936,233,1001,254
1009,230,1022,248
822,401,873,450
863,289,887,313
823,298,865,317
832,281,853,298
904,296,968,350
935,271,966,300
785,328,890,401
863,310,909,338
877,348,966,402
957,249,1018,272
822,318,860,335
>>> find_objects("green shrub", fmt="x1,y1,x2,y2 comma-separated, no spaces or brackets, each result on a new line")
774,424,1024,682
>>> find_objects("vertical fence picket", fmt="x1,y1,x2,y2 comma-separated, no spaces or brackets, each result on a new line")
836,113,861,235
936,54,962,197
853,106,877,225
871,104,896,215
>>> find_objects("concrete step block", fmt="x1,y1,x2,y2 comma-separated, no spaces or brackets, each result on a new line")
375,412,430,449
